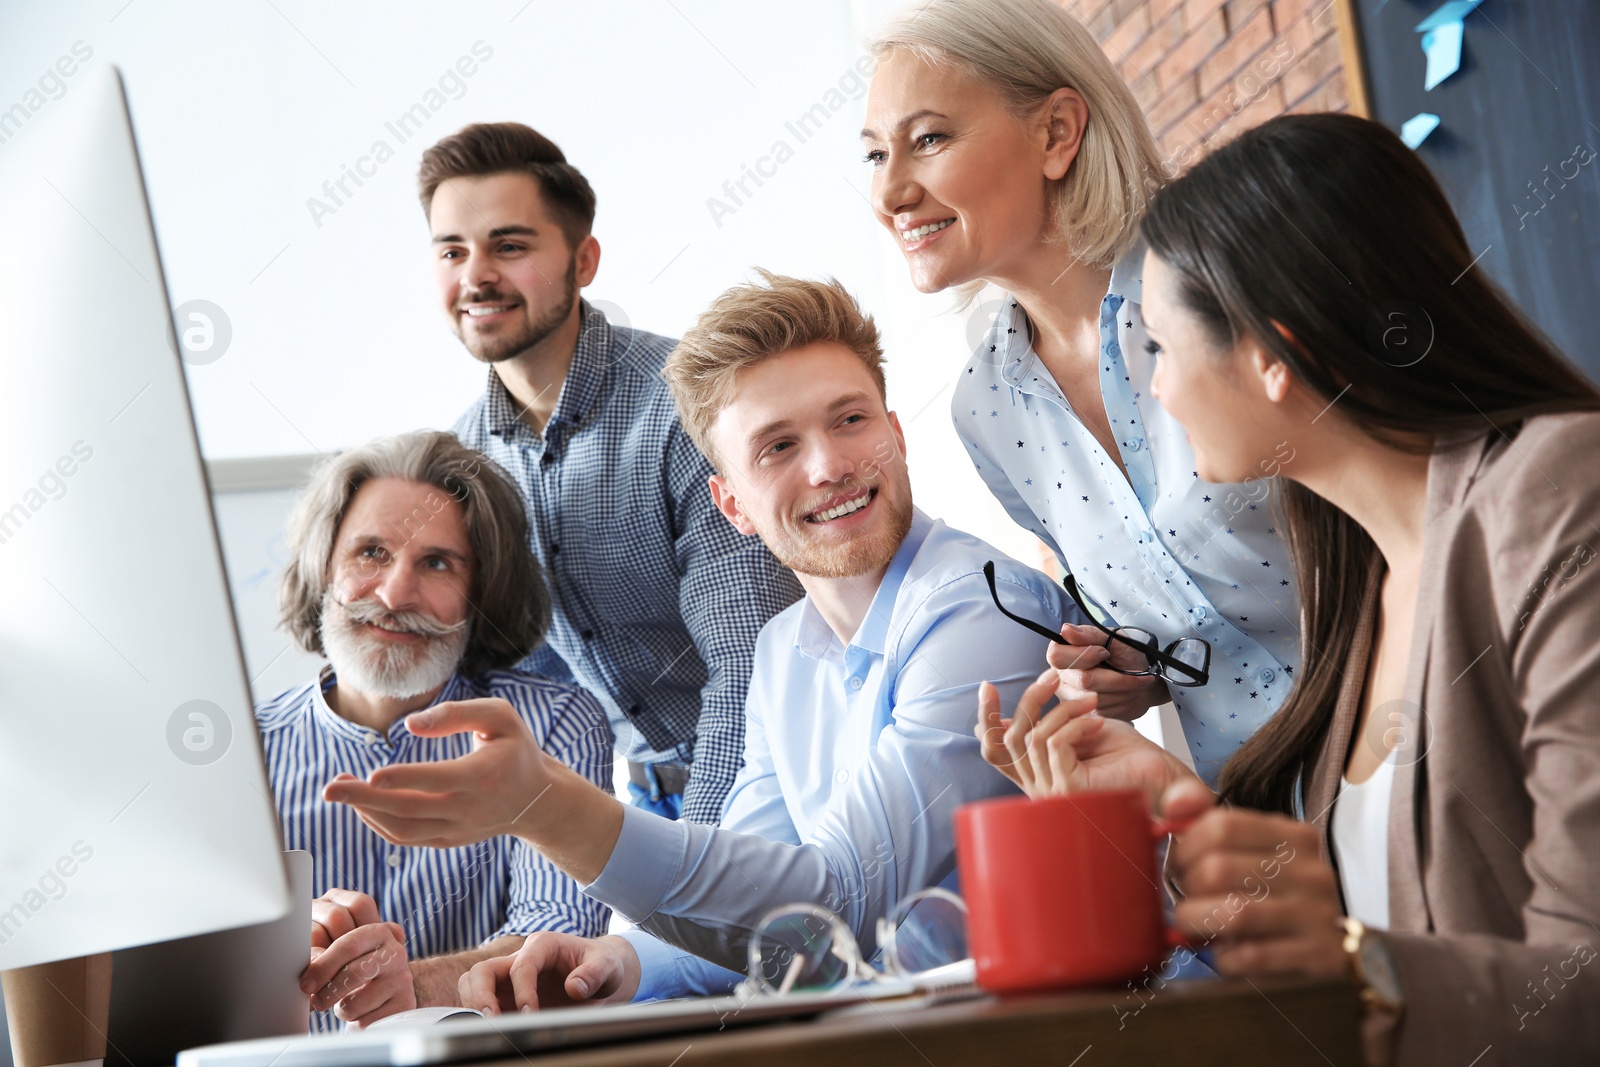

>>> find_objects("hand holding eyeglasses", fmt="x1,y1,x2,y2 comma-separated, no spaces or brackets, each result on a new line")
1047,623,1170,721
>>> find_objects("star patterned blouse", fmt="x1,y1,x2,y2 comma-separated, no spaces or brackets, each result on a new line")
951,243,1301,786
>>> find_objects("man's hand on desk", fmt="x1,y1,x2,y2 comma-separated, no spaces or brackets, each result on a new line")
321,697,624,884
458,932,640,1014
301,890,416,1029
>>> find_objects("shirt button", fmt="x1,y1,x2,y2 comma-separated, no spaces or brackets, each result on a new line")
1192,606,1208,622
366,731,382,746
551,544,561,555
541,453,554,466
1128,439,1144,452
1259,668,1276,684
386,853,400,868
835,769,849,784
581,629,594,640
848,677,863,691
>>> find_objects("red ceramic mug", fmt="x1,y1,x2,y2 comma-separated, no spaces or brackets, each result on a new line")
954,788,1191,993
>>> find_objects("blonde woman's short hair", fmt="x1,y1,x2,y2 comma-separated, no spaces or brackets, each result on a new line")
872,0,1166,274
663,271,884,471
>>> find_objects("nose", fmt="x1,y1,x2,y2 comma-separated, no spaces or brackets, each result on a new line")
372,557,422,612
804,435,859,489
461,244,500,294
872,151,920,227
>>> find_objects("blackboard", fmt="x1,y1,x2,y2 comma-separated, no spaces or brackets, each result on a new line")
1350,0,1599,378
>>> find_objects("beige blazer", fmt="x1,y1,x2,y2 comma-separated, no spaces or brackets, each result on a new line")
1304,414,1600,1065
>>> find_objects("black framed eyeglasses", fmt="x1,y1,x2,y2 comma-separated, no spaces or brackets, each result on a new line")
981,561,1212,688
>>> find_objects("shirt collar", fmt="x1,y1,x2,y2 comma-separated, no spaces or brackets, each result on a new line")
310,665,469,744
1108,237,1146,306
792,507,933,660
483,298,614,439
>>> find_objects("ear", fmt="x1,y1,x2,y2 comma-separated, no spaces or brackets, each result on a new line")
708,473,759,537
887,410,908,460
1250,339,1292,404
574,234,601,288
1038,87,1090,182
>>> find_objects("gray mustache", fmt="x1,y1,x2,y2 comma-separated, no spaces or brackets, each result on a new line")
337,596,467,638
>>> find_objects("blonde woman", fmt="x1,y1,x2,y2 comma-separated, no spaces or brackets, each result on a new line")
863,0,1298,785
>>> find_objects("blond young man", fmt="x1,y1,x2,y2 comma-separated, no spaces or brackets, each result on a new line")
326,276,1084,1006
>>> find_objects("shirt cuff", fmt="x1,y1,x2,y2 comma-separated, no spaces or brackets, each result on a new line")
616,928,685,1002
583,802,689,921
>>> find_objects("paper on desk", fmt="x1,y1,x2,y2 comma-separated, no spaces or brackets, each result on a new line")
1422,20,1464,90
1400,113,1442,149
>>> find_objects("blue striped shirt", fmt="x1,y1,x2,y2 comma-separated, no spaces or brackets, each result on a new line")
454,299,804,823
255,667,612,1030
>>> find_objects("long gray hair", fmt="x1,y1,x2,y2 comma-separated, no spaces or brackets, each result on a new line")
278,431,549,677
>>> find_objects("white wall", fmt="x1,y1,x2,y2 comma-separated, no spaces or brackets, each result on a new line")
1,0,1039,572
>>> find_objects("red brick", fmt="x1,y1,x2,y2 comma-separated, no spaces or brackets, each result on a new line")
1281,30,1341,104
1224,0,1272,29
1183,0,1228,28
1103,5,1151,60
1272,0,1339,38
1124,8,1187,79
1111,0,1147,22
1149,75,1200,134
1288,68,1348,113
1197,7,1273,97
1156,9,1227,92
1212,81,1286,144
1150,0,1187,24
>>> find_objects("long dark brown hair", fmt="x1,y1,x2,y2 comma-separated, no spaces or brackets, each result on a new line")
1140,113,1600,815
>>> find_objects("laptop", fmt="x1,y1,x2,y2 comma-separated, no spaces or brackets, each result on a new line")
176,962,979,1067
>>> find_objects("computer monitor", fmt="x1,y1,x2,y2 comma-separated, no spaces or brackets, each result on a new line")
0,66,289,971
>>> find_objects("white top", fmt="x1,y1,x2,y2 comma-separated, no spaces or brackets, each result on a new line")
1332,750,1399,928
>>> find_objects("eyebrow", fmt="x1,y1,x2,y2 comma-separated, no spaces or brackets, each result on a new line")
860,110,949,140
431,224,539,244
747,391,873,446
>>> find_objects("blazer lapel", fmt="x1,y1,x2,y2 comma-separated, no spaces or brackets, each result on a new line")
1386,434,1494,932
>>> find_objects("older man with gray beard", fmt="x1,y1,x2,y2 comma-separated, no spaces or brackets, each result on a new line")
253,431,612,1031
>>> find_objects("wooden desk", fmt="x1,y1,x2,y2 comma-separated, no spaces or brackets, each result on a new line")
490,976,1362,1067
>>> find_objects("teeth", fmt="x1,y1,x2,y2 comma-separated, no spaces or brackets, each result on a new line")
464,306,510,316
901,219,953,242
811,493,870,522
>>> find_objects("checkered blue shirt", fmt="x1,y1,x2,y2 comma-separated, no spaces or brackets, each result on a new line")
454,300,803,823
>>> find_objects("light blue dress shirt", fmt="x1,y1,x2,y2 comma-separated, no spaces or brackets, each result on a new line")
581,509,1083,1000
951,245,1301,785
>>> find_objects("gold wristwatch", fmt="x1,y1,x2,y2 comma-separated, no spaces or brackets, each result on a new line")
1342,917,1404,1017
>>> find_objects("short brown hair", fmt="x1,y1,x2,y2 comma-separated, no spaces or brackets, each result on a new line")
663,271,885,470
279,431,549,677
417,122,597,249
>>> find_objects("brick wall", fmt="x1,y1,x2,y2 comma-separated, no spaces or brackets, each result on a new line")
1059,0,1355,170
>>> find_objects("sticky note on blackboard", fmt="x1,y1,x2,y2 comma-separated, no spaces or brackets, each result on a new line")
1400,113,1441,148
1416,0,1485,32
1422,20,1464,90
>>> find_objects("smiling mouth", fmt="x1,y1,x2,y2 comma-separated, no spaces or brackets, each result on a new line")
804,488,875,524
364,621,423,640
900,218,955,244
459,302,519,318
